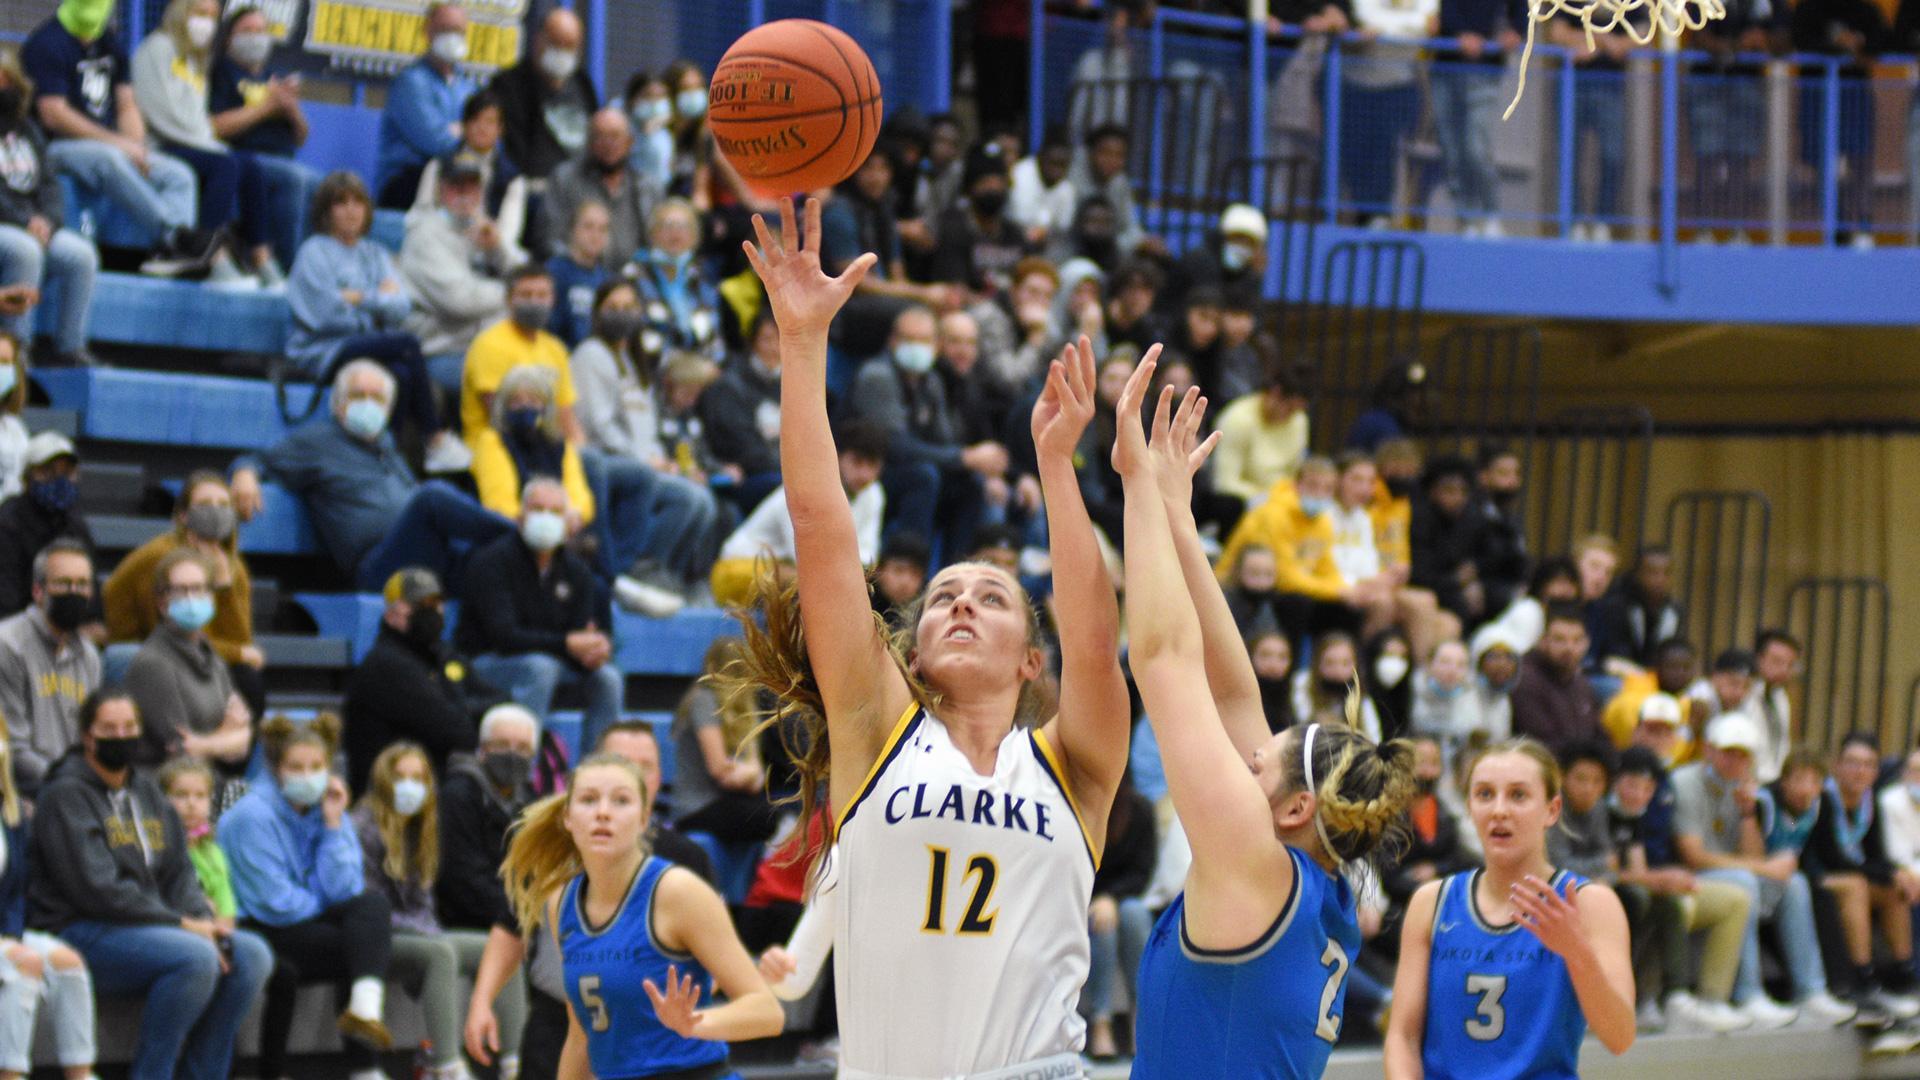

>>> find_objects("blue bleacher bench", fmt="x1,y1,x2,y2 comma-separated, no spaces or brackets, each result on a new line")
85,272,290,354
371,208,408,254
158,478,323,556
37,367,317,450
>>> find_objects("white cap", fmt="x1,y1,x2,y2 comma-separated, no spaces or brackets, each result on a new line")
1637,693,1683,727
24,432,75,468
1706,712,1763,753
1220,203,1267,243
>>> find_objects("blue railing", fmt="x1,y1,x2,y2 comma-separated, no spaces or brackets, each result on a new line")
1034,2,1920,251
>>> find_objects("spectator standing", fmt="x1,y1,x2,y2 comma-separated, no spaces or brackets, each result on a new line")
400,157,513,358
230,360,517,591
342,568,496,792
1790,0,1884,246
119,551,251,773
1209,363,1310,515
0,338,26,498
0,433,93,618
536,107,659,271
0,539,98,797
669,637,780,844
487,9,595,189
455,478,623,742
1747,629,1800,783
206,5,321,269
288,170,470,473
103,471,266,721
411,93,529,270
1431,0,1523,235
22,0,203,269
1508,603,1604,754
0,57,97,368
1339,0,1432,229
30,689,272,1080
1598,546,1683,669
222,715,396,1080
437,703,539,934
375,0,474,206
544,200,610,349
1549,11,1637,241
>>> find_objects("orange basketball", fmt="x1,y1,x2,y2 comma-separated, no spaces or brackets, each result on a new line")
707,20,883,197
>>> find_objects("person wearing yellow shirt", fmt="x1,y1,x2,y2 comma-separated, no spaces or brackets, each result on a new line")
1603,638,1702,760
460,264,583,442
1330,450,1457,661
1370,437,1419,568
1622,692,1695,770
1209,364,1309,515
1214,456,1361,646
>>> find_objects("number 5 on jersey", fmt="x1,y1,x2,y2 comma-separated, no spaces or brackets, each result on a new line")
923,846,1000,935
578,975,610,1032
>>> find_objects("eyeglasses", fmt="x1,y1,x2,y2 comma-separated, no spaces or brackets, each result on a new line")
43,578,91,595
165,585,213,599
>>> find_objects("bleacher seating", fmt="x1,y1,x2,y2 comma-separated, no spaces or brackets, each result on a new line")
66,273,289,354
36,366,315,450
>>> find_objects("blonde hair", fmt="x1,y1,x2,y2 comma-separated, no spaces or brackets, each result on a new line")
491,365,562,439
500,751,651,934
358,742,439,888
260,712,341,771
1466,736,1565,801
160,0,214,59
158,755,214,798
1281,688,1419,867
0,735,21,829
693,636,761,757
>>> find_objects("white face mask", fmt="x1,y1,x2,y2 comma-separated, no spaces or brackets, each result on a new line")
228,30,272,67
1375,654,1410,688
893,342,937,374
522,509,567,552
430,31,468,64
391,778,429,817
539,47,578,82
186,14,217,49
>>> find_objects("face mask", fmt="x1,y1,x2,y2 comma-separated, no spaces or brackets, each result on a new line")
597,308,643,342
539,48,578,82
1415,775,1438,795
0,89,20,123
1906,783,1920,805
45,592,88,632
892,342,937,374
391,778,429,817
228,30,271,67
406,606,444,647
511,300,552,331
631,99,671,126
0,367,13,401
676,88,707,118
28,477,78,513
91,735,139,772
1297,495,1332,518
430,30,468,64
482,750,532,793
1375,654,1409,688
185,15,216,49
1490,487,1521,510
57,0,114,42
1427,673,1465,700
1384,476,1414,499
343,398,389,440
1317,676,1348,698
505,406,544,441
280,768,328,808
1221,242,1252,272
521,510,566,552
168,594,216,632
971,190,1008,217
184,502,236,543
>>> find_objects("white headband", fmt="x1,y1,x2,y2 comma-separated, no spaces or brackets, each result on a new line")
1302,722,1341,863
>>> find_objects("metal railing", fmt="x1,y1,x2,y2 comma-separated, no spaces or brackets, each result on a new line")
1663,490,1770,661
1528,404,1655,556
1784,576,1890,750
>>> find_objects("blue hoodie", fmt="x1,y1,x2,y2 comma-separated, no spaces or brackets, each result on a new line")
219,777,364,926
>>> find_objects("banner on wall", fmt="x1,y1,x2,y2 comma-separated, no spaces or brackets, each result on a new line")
298,0,524,75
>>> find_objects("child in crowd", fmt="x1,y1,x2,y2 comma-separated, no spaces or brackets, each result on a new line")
545,202,612,349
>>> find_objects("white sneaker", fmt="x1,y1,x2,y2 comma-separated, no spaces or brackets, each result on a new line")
422,432,474,474
1460,218,1484,238
1871,989,1920,1020
1481,217,1506,240
1870,1024,1920,1056
1850,231,1876,251
1668,991,1751,1034
1589,223,1614,244
1567,222,1589,242
1740,996,1799,1030
1635,997,1667,1033
1797,990,1857,1026
614,574,685,618
205,251,262,291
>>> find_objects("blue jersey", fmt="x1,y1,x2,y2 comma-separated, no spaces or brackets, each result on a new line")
1132,846,1359,1080
558,858,733,1079
1422,868,1589,1080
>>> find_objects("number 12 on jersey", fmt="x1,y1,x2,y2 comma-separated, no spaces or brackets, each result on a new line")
922,846,1000,935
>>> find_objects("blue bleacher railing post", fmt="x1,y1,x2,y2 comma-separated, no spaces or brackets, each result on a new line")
1658,49,1679,295
1248,17,1267,204
1323,41,1342,225
587,0,606,100
927,0,954,113
1029,0,1047,150
1822,59,1840,245
1559,55,1576,236
1150,13,1165,78
747,0,764,26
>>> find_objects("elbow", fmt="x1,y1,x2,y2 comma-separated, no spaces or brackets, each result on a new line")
1601,1026,1635,1056
749,993,788,1038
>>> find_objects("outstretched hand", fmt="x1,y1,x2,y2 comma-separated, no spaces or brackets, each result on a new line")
642,964,708,1039
1108,345,1161,478
1031,335,1101,462
1147,384,1222,509
1510,876,1592,962
743,197,876,340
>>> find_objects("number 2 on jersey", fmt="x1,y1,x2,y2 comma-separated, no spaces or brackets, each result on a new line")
922,846,999,935
1465,974,1507,1041
1315,940,1350,1042
578,974,610,1032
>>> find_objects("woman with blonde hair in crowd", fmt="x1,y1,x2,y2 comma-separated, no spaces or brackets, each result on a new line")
471,364,594,522
499,752,782,1080
0,734,96,1080
0,334,29,499
355,741,526,1080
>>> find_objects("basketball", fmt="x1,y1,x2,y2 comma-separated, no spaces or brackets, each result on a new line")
707,19,883,197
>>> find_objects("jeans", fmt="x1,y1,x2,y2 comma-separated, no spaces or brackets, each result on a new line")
322,332,441,438
0,930,95,1072
1702,867,1827,1004
471,651,625,746
237,152,322,267
0,225,96,354
60,921,272,1080
1339,81,1419,215
577,447,718,583
157,143,243,234
1084,897,1152,1021
354,480,516,593
1431,64,1503,218
391,929,527,1068
1575,75,1626,220
45,138,197,237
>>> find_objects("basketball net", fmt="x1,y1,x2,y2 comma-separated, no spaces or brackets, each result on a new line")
1504,0,1726,118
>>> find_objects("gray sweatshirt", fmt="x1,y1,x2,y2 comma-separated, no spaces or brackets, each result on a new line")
130,33,224,153
122,623,235,766
398,206,509,356
570,337,664,463
0,607,100,797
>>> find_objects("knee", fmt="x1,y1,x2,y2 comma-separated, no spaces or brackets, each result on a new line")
10,952,42,982
592,664,624,694
46,945,82,973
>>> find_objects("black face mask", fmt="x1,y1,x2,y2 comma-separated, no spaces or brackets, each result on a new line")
1317,676,1349,699
45,593,88,632
971,190,1008,217
0,89,22,124
1490,488,1521,510
406,607,445,648
92,736,140,772
1415,775,1439,795
1384,476,1414,499
483,750,532,793
1256,676,1295,735
1078,234,1118,267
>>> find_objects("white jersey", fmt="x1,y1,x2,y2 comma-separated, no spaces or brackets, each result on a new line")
833,704,1097,1079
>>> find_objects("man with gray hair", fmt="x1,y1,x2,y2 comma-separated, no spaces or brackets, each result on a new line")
229,359,515,590
0,538,101,796
534,107,659,269
454,476,623,748
375,0,476,206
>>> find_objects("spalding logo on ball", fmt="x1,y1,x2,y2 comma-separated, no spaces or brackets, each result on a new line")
707,19,883,197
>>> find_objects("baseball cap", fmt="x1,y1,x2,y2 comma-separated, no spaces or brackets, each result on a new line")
24,432,76,468
437,151,485,186
1707,712,1763,753
383,567,443,605
1638,693,1683,727
1220,203,1268,243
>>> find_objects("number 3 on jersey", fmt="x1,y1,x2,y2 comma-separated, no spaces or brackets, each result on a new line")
1465,974,1507,1041
922,846,1000,935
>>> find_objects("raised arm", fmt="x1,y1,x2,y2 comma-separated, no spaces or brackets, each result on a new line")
743,199,911,805
1113,358,1291,946
1033,337,1132,845
1148,387,1267,763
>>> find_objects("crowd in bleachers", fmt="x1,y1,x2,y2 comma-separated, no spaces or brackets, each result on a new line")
0,0,1919,1074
